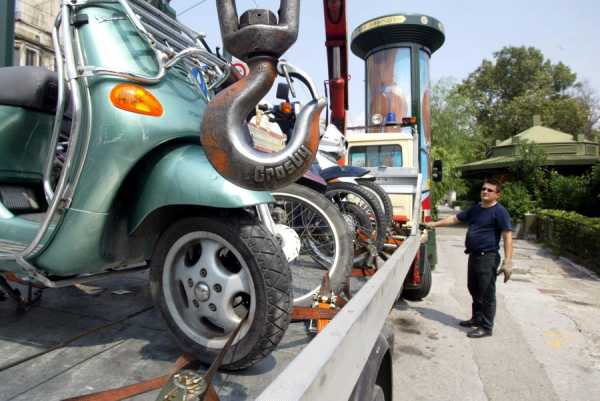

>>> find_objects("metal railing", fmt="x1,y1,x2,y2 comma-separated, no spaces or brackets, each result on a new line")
76,0,231,88
258,234,420,400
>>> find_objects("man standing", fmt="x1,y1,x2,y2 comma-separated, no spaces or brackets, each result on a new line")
427,178,513,338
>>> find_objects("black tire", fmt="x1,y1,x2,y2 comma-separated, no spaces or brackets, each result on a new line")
359,180,393,228
150,214,292,371
401,249,432,301
341,202,373,238
271,183,353,307
337,202,378,266
325,182,387,257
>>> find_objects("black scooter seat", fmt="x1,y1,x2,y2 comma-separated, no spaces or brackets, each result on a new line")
0,66,59,114
320,165,370,181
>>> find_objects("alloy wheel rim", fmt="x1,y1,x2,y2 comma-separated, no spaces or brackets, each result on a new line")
162,231,256,348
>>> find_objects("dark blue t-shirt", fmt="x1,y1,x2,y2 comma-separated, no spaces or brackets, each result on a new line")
457,203,512,254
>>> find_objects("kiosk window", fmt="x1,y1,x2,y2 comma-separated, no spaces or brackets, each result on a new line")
349,145,403,167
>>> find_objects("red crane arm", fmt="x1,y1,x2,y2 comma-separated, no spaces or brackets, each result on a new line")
322,0,349,134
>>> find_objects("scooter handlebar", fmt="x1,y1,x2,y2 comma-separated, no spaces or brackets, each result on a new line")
277,60,319,100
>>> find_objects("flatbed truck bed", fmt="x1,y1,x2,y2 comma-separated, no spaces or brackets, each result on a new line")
0,234,419,401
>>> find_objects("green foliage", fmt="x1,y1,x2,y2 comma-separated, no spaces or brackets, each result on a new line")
457,46,589,142
590,163,600,197
510,141,547,203
537,209,600,273
539,209,600,229
430,78,485,208
539,171,590,213
573,81,600,138
499,182,534,220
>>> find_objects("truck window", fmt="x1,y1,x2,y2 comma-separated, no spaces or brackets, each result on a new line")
349,145,403,167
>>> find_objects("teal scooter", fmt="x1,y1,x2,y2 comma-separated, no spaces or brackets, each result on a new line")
0,0,324,370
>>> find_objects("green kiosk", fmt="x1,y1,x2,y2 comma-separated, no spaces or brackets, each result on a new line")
350,13,445,285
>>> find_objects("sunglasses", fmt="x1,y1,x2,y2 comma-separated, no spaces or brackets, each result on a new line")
481,187,497,193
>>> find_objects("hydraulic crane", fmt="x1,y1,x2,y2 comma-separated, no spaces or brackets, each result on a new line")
322,0,349,134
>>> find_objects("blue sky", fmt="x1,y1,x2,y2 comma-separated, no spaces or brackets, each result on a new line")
172,0,600,126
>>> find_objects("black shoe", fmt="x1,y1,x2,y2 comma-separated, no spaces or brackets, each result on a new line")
467,327,492,338
459,318,479,327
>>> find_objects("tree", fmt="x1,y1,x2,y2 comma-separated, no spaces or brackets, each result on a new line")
458,46,589,143
430,78,485,205
572,80,600,139
510,140,546,205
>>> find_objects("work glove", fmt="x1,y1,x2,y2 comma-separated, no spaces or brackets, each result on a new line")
420,222,435,231
497,259,513,283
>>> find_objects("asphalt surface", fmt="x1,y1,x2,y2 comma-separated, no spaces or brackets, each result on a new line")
391,211,600,401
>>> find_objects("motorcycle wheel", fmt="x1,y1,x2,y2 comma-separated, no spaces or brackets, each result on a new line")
358,180,394,228
337,202,377,265
325,182,387,260
150,213,291,371
271,183,353,307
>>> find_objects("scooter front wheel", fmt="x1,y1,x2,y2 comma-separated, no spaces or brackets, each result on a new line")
150,214,292,371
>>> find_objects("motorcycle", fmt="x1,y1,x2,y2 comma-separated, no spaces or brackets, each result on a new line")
246,65,353,307
255,62,392,266
0,0,325,370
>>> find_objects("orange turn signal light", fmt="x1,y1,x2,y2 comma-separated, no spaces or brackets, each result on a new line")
110,83,163,117
280,101,293,114
401,116,417,126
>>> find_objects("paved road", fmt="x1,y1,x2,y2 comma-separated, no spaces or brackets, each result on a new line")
391,218,600,401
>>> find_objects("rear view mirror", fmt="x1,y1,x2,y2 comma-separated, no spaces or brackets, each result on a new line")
276,83,290,100
432,160,443,182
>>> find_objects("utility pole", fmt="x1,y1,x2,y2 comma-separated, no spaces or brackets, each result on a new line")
0,0,16,67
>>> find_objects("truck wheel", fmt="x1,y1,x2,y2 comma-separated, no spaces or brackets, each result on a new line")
150,214,292,371
401,250,432,301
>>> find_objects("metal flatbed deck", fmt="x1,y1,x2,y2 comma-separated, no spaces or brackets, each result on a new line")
1,233,418,401
0,271,360,401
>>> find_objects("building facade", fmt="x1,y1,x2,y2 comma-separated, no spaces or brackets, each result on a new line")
13,0,60,69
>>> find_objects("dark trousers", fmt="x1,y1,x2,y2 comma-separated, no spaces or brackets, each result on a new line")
467,252,501,331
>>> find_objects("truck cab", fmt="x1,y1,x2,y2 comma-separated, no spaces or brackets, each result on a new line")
346,131,418,225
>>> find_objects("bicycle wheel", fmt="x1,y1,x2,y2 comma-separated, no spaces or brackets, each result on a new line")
271,184,353,307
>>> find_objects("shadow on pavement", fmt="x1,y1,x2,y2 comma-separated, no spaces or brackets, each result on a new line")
411,306,471,332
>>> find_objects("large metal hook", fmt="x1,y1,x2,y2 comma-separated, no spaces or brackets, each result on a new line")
200,1,325,191
217,0,299,60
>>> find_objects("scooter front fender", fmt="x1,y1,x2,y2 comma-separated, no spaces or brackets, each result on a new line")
128,144,273,233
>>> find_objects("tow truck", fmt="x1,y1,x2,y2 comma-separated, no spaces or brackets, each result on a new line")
0,1,444,400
